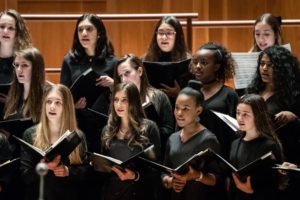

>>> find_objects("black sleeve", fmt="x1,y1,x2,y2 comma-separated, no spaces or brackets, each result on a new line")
68,131,93,182
60,56,73,87
146,120,162,162
155,91,174,142
20,127,39,185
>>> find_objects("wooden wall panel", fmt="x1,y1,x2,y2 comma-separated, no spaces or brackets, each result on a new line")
1,0,300,83
18,0,106,13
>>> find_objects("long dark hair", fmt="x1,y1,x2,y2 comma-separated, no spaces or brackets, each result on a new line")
143,16,189,61
70,13,114,62
247,45,300,106
102,82,149,149
114,54,152,103
4,47,45,123
238,94,282,149
0,9,32,50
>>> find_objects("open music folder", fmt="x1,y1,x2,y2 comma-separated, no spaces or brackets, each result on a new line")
12,130,82,161
210,110,239,132
143,58,191,89
87,144,154,173
0,157,20,174
0,117,34,137
138,148,213,175
70,67,104,108
209,149,275,178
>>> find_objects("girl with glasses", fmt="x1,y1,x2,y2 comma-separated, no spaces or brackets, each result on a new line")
142,16,193,103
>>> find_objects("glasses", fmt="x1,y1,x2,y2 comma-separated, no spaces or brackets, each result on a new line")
156,30,176,38
13,63,30,69
0,24,16,32
259,61,273,68
78,25,95,33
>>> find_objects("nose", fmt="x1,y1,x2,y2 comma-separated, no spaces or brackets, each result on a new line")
261,64,269,70
195,62,202,69
49,102,56,110
175,109,182,116
257,35,265,42
15,66,23,73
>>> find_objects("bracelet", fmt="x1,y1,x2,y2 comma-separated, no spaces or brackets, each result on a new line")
195,171,203,182
134,171,140,182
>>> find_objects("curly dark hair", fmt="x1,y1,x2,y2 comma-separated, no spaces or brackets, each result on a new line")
247,45,300,106
70,13,114,62
194,42,235,82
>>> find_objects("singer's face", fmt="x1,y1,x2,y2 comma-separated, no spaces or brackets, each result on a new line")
13,56,32,85
156,23,176,53
117,61,142,89
191,49,218,83
254,22,276,51
236,103,256,133
77,19,98,54
113,90,129,119
174,94,201,128
0,14,16,46
45,90,63,123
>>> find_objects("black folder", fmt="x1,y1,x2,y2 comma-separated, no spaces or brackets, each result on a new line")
210,149,274,178
0,83,11,95
0,157,20,175
143,102,159,125
12,130,82,162
87,144,154,173
210,110,239,132
0,118,34,137
138,148,213,175
272,164,300,172
143,59,191,89
70,68,104,108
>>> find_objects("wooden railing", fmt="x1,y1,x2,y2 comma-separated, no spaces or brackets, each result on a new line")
22,13,198,50
180,19,300,27
29,17,300,74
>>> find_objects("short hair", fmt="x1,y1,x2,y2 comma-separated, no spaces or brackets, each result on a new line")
178,80,204,107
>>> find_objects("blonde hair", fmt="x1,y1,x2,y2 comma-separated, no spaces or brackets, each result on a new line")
33,84,83,164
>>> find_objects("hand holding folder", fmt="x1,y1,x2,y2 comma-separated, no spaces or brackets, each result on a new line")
88,144,154,173
13,130,82,162
209,149,275,178
70,68,104,108
143,59,191,89
138,148,213,175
